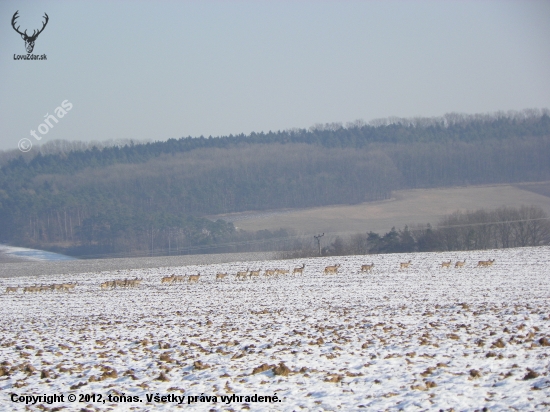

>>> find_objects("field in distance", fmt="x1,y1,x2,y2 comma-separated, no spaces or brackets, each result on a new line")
209,183,550,235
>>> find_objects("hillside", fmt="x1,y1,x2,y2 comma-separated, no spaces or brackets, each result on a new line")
0,110,549,257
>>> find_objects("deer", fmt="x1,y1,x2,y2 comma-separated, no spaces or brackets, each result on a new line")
235,269,249,280
114,279,128,288
276,269,290,275
61,282,77,292
455,260,466,268
324,264,340,274
51,283,66,292
249,270,261,278
293,264,306,275
23,285,39,293
100,281,112,290
400,260,412,270
172,275,185,284
440,260,452,268
477,259,495,267
264,269,276,277
5,286,18,293
127,277,142,288
161,275,175,285
361,263,374,272
216,273,228,280
11,11,49,54
188,274,200,283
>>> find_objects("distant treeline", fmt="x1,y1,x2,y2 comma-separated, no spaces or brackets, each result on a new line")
0,109,549,257
282,206,550,259
2,108,549,175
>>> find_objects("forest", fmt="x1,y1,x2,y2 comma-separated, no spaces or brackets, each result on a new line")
0,109,549,257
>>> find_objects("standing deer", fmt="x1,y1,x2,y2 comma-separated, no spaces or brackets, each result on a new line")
400,260,412,270
11,11,49,53
293,264,305,274
324,264,341,274
361,263,374,272
235,268,249,280
100,281,112,290
440,260,452,268
188,274,200,283
172,275,185,283
455,260,466,268
161,275,175,285
127,277,142,287
477,259,495,267
249,270,261,278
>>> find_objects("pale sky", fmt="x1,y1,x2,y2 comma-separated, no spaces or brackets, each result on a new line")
1,0,549,151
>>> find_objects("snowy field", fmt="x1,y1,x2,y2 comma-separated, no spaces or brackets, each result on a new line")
1,246,549,411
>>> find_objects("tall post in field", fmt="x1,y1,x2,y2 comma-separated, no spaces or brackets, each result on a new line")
314,233,324,256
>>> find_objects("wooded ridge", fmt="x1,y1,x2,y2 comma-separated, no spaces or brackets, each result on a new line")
1,109,549,257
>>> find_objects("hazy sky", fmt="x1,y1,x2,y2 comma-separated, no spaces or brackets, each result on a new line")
1,0,549,151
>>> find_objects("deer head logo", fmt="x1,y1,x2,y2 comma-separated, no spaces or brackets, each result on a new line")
11,11,49,54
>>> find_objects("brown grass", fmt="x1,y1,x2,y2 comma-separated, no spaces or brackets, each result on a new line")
209,184,550,235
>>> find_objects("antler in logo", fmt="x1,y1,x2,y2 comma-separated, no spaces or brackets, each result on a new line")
12,11,49,54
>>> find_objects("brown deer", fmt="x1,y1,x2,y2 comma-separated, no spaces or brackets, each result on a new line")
161,275,175,285
361,263,374,272
60,282,77,292
440,260,452,268
324,264,341,274
114,279,128,288
235,269,249,280
51,283,66,292
127,277,142,287
188,274,200,283
477,259,495,267
293,264,306,275
100,281,112,290
216,273,228,280
455,260,466,268
400,260,412,270
172,275,185,283
249,270,261,278
264,269,276,277
5,286,18,293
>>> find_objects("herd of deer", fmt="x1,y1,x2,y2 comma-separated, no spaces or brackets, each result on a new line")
438,259,495,268
212,264,307,282
5,282,77,294
160,274,200,284
4,258,497,293
100,277,143,290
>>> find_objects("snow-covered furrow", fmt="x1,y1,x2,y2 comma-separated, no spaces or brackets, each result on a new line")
1,246,549,411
